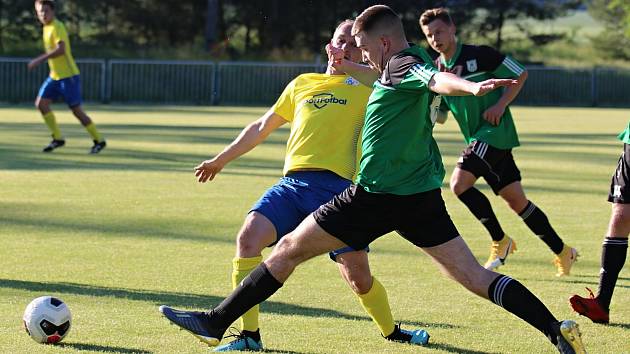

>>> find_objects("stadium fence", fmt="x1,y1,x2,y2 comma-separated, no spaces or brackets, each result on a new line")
1,58,629,107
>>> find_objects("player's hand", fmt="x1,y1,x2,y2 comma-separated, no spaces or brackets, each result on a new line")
27,59,40,71
194,158,224,183
473,79,517,97
326,43,344,68
482,103,505,125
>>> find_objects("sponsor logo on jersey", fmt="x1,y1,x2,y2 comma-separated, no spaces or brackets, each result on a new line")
345,77,360,86
614,185,622,197
304,93,347,109
466,59,478,72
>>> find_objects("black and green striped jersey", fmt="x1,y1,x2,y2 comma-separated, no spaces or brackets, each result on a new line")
436,42,523,149
356,45,444,195
619,122,630,144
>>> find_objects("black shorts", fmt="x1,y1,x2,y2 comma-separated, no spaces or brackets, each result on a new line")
457,140,522,195
312,185,460,250
608,143,630,204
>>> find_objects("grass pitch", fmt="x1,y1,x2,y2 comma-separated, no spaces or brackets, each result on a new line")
0,105,629,354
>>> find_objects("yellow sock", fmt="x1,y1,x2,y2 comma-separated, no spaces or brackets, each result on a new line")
357,277,395,337
232,256,263,331
85,123,103,142
42,112,62,140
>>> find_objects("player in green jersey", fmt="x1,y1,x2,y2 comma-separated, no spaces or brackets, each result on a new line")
158,6,585,353
570,122,630,324
420,8,577,276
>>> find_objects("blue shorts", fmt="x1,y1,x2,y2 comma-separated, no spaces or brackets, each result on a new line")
250,170,368,260
37,75,83,108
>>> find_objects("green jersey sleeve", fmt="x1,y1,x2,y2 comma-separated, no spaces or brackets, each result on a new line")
492,55,525,79
394,63,438,92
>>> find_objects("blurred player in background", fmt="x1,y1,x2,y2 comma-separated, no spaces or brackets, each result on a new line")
189,20,428,352
420,8,577,276
570,122,630,324
29,0,106,154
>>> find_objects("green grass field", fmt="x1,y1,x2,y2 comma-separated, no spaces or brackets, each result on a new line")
1,105,629,354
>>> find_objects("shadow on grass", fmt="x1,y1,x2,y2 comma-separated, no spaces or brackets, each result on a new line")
0,279,456,329
425,342,501,354
608,322,630,329
530,277,630,290
59,342,152,353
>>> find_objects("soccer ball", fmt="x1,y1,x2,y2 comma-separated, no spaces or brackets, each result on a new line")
23,296,72,344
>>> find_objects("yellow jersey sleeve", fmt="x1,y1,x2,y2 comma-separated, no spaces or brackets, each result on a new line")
43,20,80,80
271,78,297,121
275,73,372,181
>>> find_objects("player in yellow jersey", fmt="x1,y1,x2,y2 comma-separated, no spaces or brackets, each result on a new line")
28,0,106,154
190,20,429,352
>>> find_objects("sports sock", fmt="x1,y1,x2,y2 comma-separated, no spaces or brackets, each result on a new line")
84,123,103,142
488,274,559,344
597,237,628,310
232,256,263,331
241,329,261,342
518,201,564,254
210,263,282,331
357,277,395,337
42,112,62,140
458,187,505,241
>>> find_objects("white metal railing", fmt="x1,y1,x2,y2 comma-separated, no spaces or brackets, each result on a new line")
0,57,628,107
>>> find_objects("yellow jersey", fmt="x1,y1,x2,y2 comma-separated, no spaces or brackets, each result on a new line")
272,73,372,181
42,19,80,80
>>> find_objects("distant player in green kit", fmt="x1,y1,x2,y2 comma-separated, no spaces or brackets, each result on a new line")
420,8,576,276
29,0,106,154
570,122,630,324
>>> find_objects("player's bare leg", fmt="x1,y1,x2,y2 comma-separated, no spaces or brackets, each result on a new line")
422,236,585,353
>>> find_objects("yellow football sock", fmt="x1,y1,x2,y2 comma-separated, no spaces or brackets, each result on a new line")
357,277,395,337
42,112,62,140
84,123,103,142
232,255,263,332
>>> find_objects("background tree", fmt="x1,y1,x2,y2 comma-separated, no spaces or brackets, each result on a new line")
589,0,630,60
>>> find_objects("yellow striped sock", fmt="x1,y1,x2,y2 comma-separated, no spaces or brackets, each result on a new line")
42,112,62,140
232,255,263,331
357,277,395,336
85,123,102,142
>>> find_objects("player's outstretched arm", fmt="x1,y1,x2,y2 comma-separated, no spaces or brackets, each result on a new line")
429,72,517,97
194,110,287,183
28,41,66,71
326,43,378,87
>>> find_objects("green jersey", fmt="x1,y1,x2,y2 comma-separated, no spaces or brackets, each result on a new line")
618,121,630,144
436,43,523,149
357,45,444,195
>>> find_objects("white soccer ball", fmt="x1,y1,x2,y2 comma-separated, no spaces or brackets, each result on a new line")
23,296,72,344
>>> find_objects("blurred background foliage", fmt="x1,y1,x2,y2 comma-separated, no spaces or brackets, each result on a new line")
0,0,628,67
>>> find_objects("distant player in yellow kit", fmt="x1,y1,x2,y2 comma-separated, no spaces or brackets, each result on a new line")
29,0,106,154
189,20,429,352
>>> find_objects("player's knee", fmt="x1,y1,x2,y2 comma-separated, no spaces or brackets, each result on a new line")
346,272,372,294
35,99,47,112
273,235,299,261
450,179,467,195
235,232,265,257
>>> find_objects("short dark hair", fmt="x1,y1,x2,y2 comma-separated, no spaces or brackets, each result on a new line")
420,8,453,27
352,5,402,36
35,0,55,10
